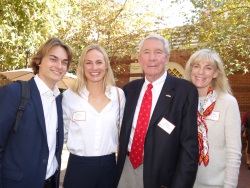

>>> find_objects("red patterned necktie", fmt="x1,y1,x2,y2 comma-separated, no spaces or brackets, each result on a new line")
130,83,153,169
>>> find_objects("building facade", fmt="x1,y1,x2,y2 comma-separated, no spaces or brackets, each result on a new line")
112,49,250,118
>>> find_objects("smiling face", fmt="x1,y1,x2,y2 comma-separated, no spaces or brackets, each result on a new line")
38,45,69,90
138,38,169,83
191,61,218,96
83,49,106,84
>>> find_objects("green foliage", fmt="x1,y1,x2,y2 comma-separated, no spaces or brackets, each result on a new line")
0,0,249,76
165,0,250,74
0,0,170,77
56,0,169,75
0,0,49,70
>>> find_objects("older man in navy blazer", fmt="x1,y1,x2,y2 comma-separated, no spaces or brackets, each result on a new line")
116,34,199,188
0,38,72,188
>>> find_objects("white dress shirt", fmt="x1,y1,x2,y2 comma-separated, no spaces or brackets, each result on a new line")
34,75,60,179
62,86,125,156
128,71,167,151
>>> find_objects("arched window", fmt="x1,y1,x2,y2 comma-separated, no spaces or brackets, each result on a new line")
165,62,184,78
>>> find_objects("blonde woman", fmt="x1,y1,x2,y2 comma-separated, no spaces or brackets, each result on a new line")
62,44,125,188
185,49,242,188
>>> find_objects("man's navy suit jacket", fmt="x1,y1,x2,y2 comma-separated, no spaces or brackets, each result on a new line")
0,78,64,188
116,73,199,188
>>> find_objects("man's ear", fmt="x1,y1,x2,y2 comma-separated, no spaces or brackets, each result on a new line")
36,60,41,66
138,55,142,66
165,55,170,65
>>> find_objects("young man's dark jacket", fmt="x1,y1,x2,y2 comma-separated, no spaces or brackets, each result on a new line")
0,78,64,188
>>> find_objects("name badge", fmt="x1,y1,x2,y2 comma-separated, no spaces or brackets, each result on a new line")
72,111,86,121
158,117,175,134
205,111,220,121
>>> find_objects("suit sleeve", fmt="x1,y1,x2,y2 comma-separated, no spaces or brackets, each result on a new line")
171,84,199,188
0,83,21,187
117,88,126,132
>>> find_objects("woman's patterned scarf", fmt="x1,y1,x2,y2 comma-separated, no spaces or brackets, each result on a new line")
197,86,217,166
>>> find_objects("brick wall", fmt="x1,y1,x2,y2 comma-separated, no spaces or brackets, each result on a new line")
228,73,250,117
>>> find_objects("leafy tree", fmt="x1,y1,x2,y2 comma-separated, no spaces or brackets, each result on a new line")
0,0,173,77
56,0,171,76
0,0,48,70
165,0,250,74
3,0,248,76
0,0,79,71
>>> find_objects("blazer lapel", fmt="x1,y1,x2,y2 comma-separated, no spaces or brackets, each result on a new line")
56,95,64,151
148,74,176,129
29,78,47,139
124,79,144,134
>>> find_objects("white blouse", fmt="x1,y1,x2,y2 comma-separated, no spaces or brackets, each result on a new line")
62,86,125,156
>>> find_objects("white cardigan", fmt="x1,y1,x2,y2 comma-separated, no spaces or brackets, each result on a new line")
193,93,242,188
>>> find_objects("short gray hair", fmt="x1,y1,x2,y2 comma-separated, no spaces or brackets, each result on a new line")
138,33,171,55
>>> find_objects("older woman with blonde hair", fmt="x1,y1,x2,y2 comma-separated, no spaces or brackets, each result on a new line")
185,49,242,188
62,44,125,188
